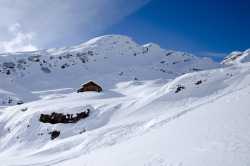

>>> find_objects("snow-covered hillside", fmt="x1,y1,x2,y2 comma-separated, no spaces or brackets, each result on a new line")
0,35,249,166
221,49,250,64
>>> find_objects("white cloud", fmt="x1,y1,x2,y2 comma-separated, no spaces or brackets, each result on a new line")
0,24,37,53
0,0,150,52
8,23,21,34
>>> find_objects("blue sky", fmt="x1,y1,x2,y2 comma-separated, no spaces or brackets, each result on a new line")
0,0,249,62
102,0,250,61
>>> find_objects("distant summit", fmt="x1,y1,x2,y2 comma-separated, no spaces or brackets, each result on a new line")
221,49,250,64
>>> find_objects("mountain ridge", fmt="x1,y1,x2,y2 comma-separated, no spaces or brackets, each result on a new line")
0,35,222,105
221,48,250,64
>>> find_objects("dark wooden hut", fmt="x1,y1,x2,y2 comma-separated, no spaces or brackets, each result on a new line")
77,81,102,93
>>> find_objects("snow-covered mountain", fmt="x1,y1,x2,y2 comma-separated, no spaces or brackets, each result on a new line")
221,48,250,64
0,35,221,105
0,35,249,166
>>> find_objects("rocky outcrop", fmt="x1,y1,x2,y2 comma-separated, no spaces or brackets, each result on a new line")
50,130,60,140
175,85,185,93
39,109,90,124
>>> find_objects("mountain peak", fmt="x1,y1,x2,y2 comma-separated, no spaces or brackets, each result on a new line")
81,35,135,47
221,48,250,64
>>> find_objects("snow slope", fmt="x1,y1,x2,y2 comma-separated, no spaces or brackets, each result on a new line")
0,35,249,166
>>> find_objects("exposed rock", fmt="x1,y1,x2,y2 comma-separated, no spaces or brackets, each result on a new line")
17,101,24,105
76,53,89,63
62,54,73,58
39,109,90,124
21,107,28,112
41,67,51,73
165,52,172,56
175,85,185,93
28,55,40,62
195,80,202,85
61,63,70,69
3,62,16,69
2,97,13,104
191,68,202,71
6,70,11,75
50,130,60,140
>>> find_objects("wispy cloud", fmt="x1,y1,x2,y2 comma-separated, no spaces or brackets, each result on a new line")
198,51,229,58
0,0,150,53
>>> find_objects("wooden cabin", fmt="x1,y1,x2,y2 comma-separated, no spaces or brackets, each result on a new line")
77,81,102,93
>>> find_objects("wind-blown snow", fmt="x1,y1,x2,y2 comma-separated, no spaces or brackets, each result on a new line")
0,35,249,166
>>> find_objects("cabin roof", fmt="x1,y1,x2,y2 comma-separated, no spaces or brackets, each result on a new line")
82,80,102,88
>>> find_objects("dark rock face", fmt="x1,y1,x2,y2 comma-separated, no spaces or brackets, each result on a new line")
28,55,40,62
175,85,185,93
39,109,90,124
17,101,24,105
61,63,70,69
6,70,11,75
21,107,28,111
62,54,73,58
191,68,202,71
3,62,16,69
2,97,13,104
76,53,89,63
195,80,202,85
41,67,51,73
50,130,60,140
17,59,27,70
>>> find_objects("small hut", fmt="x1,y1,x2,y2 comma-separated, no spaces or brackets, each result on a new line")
77,81,102,93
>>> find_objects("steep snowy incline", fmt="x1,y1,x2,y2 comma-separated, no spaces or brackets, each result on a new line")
0,35,222,106
0,61,249,166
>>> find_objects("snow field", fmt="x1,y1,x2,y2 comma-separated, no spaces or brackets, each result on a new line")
0,62,249,165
